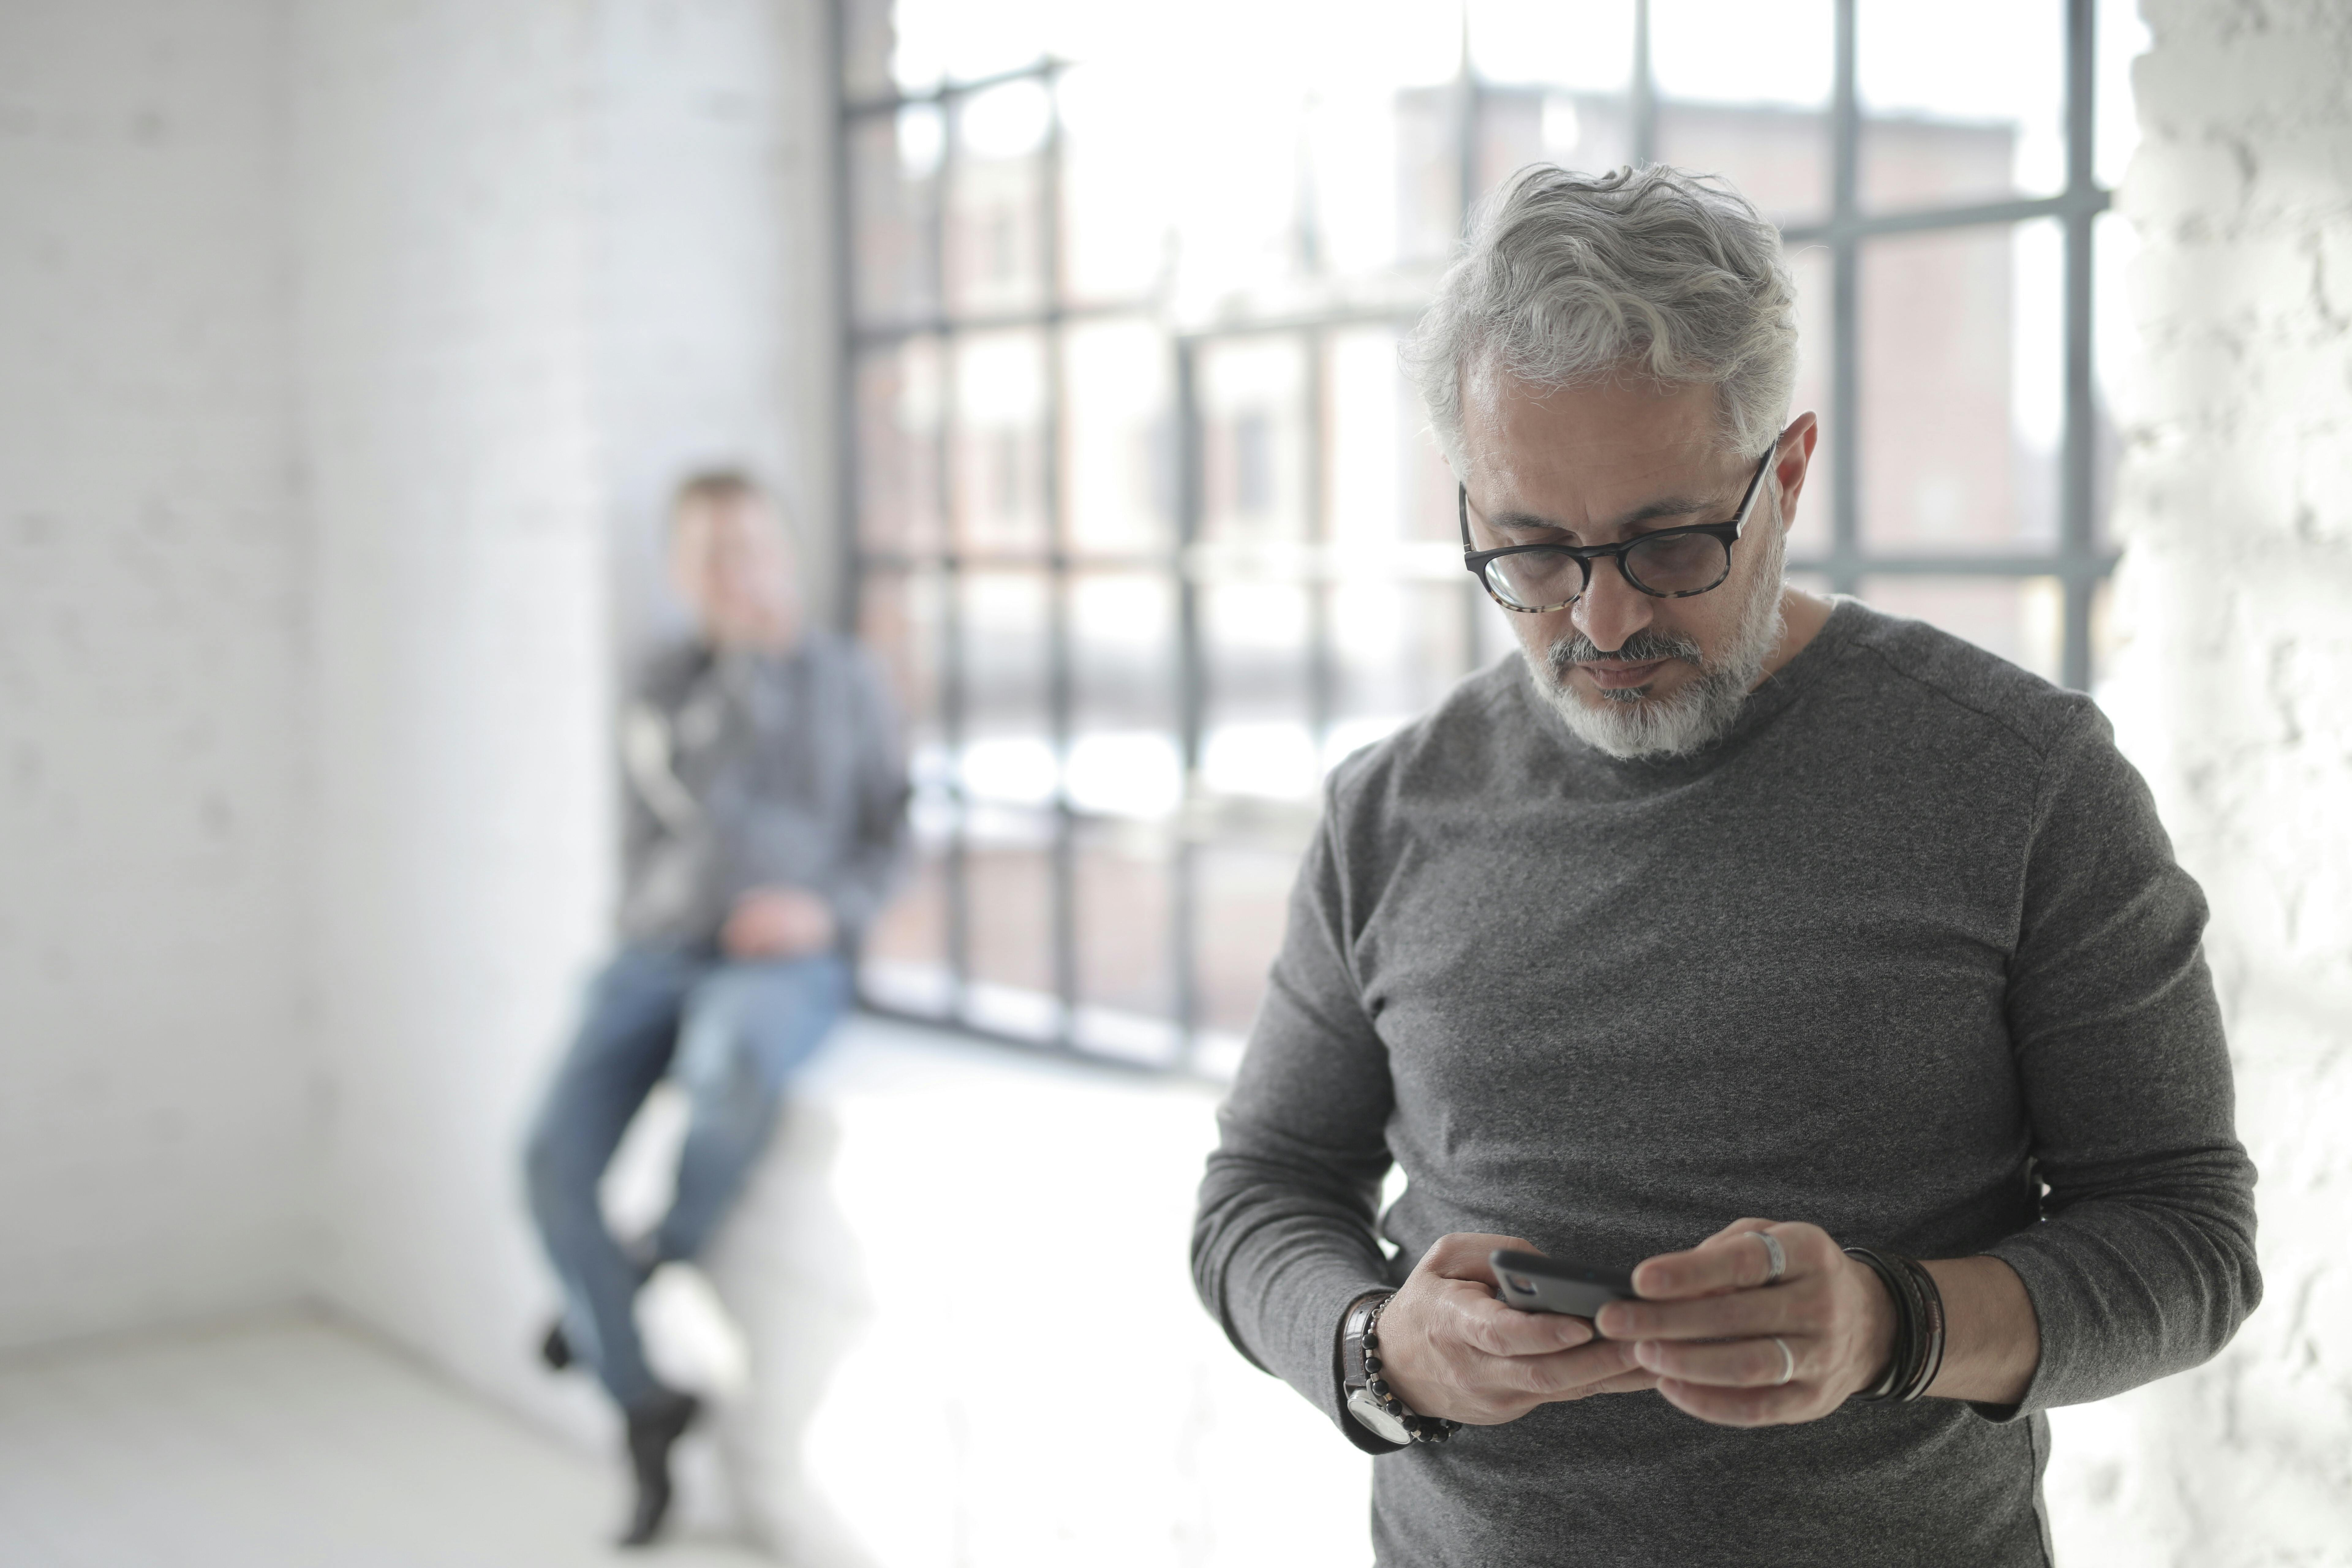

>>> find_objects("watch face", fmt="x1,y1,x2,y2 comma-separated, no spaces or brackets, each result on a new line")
1347,1386,1413,1445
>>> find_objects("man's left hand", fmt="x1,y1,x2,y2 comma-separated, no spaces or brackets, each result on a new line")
1593,1218,1894,1427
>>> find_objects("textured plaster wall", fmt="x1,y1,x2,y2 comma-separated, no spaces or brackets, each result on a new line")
0,0,314,1349
2056,2,2352,1561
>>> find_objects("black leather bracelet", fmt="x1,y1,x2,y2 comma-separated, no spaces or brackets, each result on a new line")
1895,1257,1947,1402
1842,1246,1914,1402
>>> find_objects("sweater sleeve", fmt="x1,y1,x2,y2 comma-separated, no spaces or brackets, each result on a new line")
1982,702,2261,1415
1191,776,1407,1454
1185,785,1402,1457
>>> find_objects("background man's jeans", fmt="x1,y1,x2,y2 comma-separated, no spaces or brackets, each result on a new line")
524,944,849,1411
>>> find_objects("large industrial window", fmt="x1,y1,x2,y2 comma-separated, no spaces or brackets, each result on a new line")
837,0,2143,1072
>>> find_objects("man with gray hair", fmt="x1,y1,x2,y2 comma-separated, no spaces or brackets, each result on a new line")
1192,166,2257,1563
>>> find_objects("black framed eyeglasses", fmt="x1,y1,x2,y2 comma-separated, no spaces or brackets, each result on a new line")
1459,448,1774,614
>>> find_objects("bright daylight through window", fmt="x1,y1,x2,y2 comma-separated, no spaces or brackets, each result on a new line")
838,0,2148,1072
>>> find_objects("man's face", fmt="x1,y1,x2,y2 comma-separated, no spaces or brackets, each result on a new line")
1457,369,1811,757
669,494,801,651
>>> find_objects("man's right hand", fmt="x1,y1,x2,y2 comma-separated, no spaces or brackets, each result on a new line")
1374,1233,1658,1425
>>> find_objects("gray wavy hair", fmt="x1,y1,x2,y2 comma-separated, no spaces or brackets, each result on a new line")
1404,164,1799,474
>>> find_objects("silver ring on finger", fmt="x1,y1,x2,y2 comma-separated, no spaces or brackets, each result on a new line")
1747,1230,1786,1284
1769,1336,1795,1386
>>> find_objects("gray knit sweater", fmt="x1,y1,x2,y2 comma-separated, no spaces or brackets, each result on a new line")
1192,600,2259,1566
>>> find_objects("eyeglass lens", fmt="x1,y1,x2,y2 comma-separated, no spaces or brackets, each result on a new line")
1482,532,1731,609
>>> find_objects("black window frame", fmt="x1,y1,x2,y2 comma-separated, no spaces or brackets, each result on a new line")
831,0,2118,1074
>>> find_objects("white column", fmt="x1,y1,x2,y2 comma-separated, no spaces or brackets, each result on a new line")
2059,2,2352,1560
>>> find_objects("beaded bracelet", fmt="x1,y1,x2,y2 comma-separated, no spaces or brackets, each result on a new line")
1360,1293,1462,1444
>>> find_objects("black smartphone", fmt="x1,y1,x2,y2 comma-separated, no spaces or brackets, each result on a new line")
1490,1250,1636,1322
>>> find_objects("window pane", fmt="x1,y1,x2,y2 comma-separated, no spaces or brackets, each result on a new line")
1329,326,1410,548
1856,576,2063,684
947,80,1048,318
1653,0,1834,229
1656,102,1830,230
1468,88,1638,220
1785,243,1835,563
1653,0,1834,109
963,838,1057,1039
959,571,1051,805
1330,323,1458,551
1469,0,1635,95
1403,398,1460,547
1859,0,2066,209
1202,581,1313,801
1305,87,1409,277
1193,843,1300,1038
1859,222,2059,555
1071,573,1179,819
1058,66,1173,304
949,567,1055,1038
1074,822,1178,1058
1200,338,1309,547
1066,320,1171,557
856,337,944,556
848,107,939,326
862,843,953,1017
859,563,953,1017
953,331,1049,556
860,565,946,758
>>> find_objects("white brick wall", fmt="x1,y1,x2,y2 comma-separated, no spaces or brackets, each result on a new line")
2048,2,2352,1562
288,0,616,1408
590,0,842,657
0,0,833,1393
0,0,313,1350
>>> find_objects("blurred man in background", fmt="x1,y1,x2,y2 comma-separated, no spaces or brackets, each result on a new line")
525,471,908,1546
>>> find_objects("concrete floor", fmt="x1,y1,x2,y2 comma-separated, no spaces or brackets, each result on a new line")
0,1312,768,1567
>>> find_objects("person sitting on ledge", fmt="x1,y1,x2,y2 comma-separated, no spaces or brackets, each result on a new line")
525,470,907,1546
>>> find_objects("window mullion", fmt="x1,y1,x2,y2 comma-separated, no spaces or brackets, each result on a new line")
1828,0,1861,598
2060,0,2100,690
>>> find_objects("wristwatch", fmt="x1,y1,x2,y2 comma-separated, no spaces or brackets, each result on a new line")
1341,1291,1415,1444
1340,1291,1461,1444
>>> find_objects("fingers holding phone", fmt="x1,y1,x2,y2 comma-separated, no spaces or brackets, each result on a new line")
1593,1218,1899,1428
1372,1234,1657,1426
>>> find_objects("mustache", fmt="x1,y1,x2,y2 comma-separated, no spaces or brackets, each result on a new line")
1545,627,1707,676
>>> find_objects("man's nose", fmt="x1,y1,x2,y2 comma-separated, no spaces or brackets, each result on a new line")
1571,558,1656,654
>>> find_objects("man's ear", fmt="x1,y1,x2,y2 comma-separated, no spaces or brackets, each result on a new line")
1772,412,1821,534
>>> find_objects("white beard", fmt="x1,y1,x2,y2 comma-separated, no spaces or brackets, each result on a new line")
1524,521,1789,761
